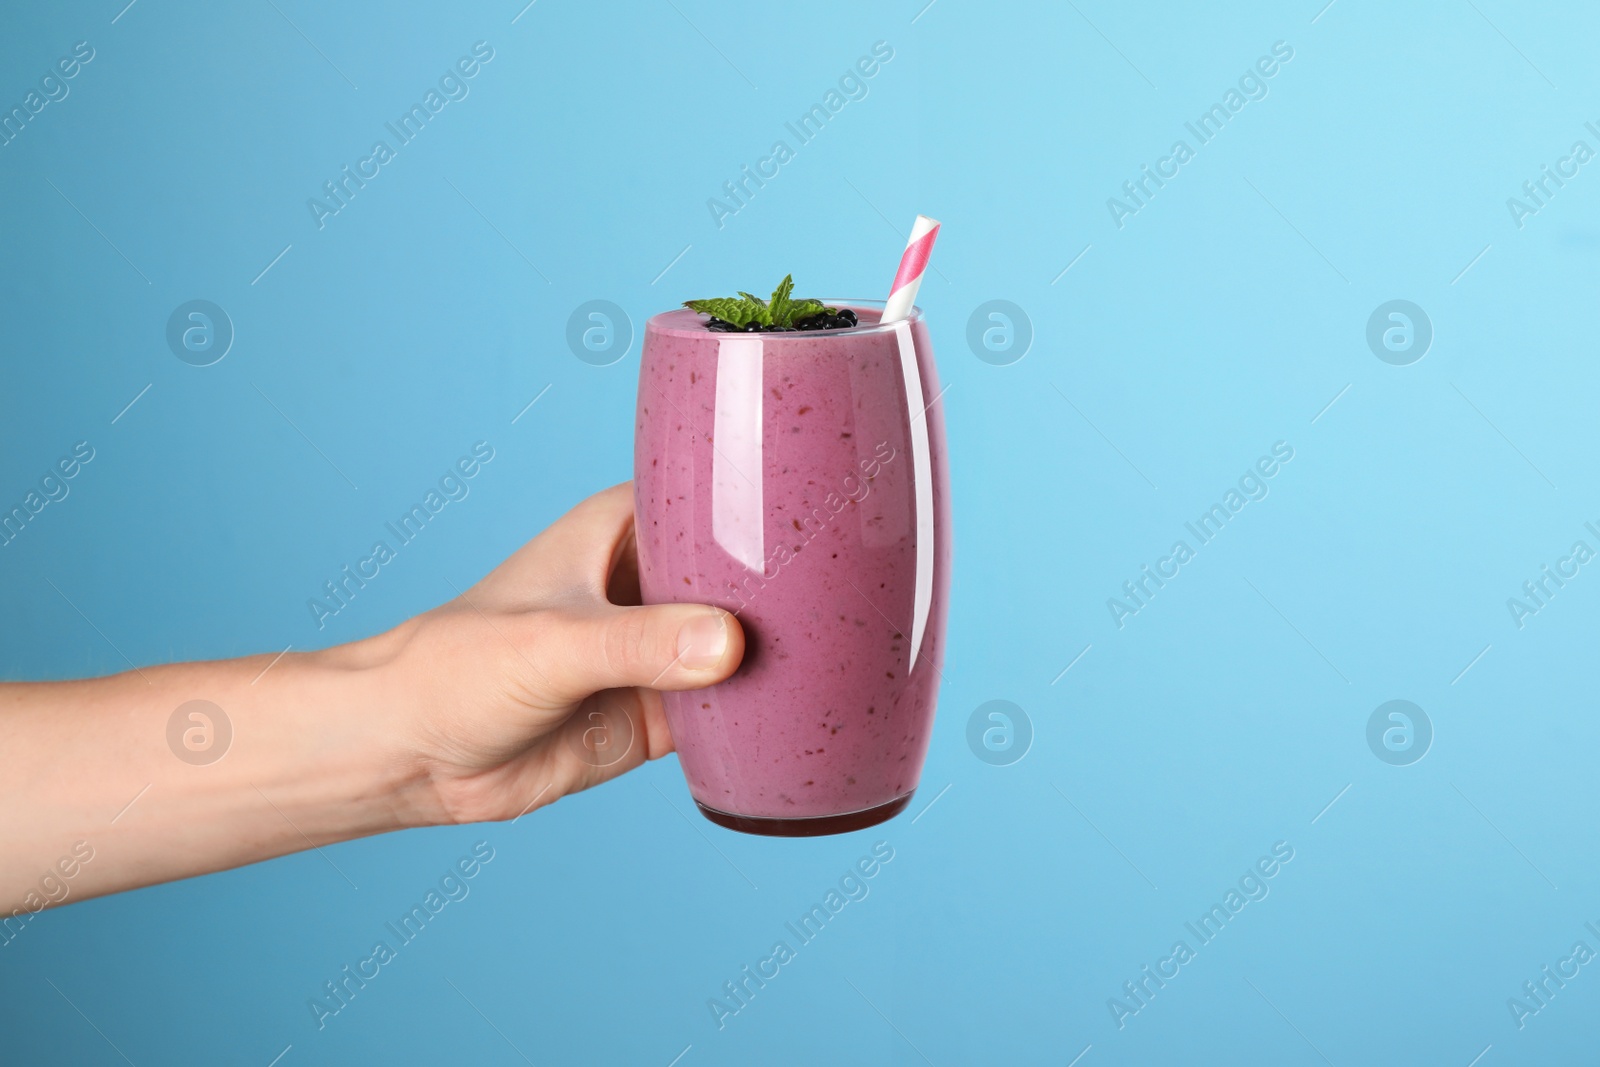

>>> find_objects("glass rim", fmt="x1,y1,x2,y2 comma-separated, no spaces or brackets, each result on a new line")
645,298,923,339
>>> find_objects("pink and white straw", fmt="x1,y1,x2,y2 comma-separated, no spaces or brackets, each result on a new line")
882,215,940,324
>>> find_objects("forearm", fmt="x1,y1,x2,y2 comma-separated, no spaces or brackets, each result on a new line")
0,629,441,912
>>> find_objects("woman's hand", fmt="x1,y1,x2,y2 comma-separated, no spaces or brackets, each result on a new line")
379,482,744,824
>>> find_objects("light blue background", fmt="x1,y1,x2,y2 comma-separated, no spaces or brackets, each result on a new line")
3,0,1597,1063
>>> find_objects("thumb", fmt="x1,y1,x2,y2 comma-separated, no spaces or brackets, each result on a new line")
542,604,745,702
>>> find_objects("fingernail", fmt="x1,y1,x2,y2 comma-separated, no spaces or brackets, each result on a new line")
677,612,728,670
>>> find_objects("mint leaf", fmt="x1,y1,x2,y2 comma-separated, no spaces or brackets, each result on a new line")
735,292,773,326
768,275,795,324
685,277,841,330
684,296,764,327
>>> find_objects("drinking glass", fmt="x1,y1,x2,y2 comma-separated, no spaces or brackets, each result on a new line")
634,300,950,836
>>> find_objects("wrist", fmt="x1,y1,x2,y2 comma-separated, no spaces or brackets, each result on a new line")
296,619,450,833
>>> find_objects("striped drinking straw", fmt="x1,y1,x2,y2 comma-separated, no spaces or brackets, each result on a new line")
881,215,940,324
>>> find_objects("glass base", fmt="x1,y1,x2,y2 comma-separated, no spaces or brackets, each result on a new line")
694,790,915,837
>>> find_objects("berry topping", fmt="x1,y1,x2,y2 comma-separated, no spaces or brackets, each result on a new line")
685,276,857,333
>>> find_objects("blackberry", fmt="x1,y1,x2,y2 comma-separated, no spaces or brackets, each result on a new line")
701,308,859,333
802,313,851,331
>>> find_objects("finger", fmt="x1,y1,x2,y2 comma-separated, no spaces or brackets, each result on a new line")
486,687,676,820
606,522,642,607
471,482,635,608
539,603,744,704
554,686,676,790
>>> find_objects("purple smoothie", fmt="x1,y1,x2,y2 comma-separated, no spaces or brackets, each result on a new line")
634,302,950,835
